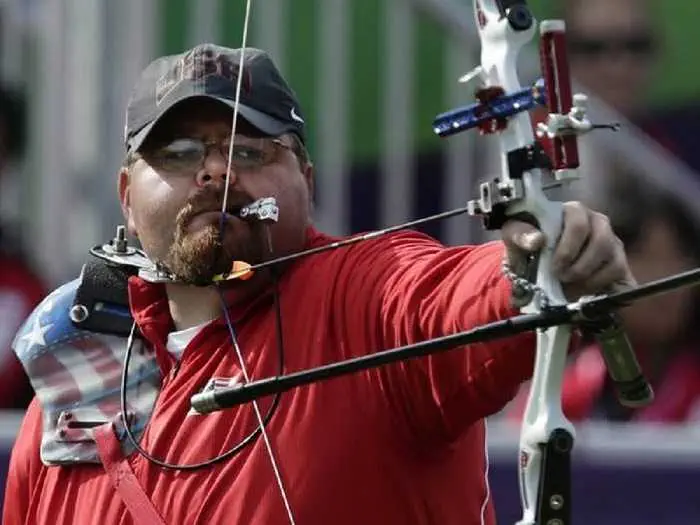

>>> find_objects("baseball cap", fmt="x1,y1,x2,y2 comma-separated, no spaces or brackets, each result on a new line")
124,44,306,153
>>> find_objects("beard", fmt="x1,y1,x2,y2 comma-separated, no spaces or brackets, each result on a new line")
161,188,267,286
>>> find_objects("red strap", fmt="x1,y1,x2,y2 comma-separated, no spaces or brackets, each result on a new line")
94,423,167,525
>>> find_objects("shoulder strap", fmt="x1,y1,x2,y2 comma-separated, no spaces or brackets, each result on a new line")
93,423,167,525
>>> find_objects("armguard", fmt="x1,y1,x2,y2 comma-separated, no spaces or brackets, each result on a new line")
12,241,161,466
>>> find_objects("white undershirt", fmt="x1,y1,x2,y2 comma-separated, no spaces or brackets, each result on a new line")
166,321,212,360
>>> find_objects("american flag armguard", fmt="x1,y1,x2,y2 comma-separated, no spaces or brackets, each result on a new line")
12,275,160,466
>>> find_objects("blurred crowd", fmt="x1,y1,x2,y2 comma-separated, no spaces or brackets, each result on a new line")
0,0,699,426
0,84,46,410
507,0,700,424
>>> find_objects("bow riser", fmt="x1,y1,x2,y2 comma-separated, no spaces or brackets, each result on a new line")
472,2,578,524
518,25,579,525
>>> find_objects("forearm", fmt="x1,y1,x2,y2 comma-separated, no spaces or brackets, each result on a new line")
336,231,537,442
382,239,535,424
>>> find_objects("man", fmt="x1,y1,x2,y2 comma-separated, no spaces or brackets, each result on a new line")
3,44,635,525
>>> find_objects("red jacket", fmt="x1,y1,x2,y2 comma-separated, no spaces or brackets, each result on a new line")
4,227,536,525
508,342,700,424
0,253,45,408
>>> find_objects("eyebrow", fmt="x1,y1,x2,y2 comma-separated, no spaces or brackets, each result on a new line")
142,127,217,148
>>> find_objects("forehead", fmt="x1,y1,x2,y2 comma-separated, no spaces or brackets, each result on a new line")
568,0,651,34
148,98,263,139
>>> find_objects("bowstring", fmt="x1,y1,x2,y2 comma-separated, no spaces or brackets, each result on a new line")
220,1,297,524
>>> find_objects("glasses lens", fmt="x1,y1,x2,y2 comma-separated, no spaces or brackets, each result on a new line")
153,138,206,171
148,136,281,172
569,34,655,58
229,144,268,169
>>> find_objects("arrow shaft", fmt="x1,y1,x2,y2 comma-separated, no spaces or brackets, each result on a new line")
191,266,700,413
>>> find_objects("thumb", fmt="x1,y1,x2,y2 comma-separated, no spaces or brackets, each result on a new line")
502,220,546,253
501,220,546,309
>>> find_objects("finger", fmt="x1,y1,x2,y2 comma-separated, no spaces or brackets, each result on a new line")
553,202,592,273
558,212,618,283
501,219,546,252
571,248,630,295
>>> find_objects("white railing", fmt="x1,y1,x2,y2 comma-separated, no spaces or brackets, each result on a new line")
486,418,700,464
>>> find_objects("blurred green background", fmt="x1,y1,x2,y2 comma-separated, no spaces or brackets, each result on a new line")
156,0,698,164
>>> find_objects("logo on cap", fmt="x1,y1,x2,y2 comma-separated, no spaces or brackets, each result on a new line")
156,47,252,105
290,107,304,124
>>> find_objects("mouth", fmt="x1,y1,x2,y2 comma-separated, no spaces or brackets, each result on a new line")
226,203,245,216
186,200,247,221
184,208,243,233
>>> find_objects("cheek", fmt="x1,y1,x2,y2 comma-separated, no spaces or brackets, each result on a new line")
267,174,308,221
240,167,292,206
130,176,187,252
238,167,309,244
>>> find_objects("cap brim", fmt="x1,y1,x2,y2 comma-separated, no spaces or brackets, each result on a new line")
126,94,291,153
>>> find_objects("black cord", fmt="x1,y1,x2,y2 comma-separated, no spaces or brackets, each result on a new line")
119,223,286,470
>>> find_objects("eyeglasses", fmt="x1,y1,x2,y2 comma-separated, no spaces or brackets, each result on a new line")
143,135,294,173
568,34,656,59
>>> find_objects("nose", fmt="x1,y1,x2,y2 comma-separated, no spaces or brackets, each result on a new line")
194,147,237,188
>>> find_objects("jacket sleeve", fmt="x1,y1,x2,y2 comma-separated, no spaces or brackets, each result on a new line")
2,397,43,525
0,264,46,409
339,230,537,444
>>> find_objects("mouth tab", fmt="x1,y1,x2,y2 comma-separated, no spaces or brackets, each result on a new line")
238,197,279,223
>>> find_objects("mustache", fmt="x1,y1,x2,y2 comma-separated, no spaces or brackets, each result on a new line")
176,187,253,228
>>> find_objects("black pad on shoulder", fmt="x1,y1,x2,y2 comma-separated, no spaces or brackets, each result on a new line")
71,258,137,337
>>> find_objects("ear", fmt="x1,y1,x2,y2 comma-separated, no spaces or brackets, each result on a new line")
302,161,315,203
118,168,138,237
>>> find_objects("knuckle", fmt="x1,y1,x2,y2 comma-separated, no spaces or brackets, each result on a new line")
613,234,625,249
567,204,591,227
592,210,612,229
563,208,587,232
563,201,582,220
563,266,586,283
609,234,626,260
569,218,589,240
554,248,575,268
564,200,585,212
591,213,618,248
613,244,629,269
